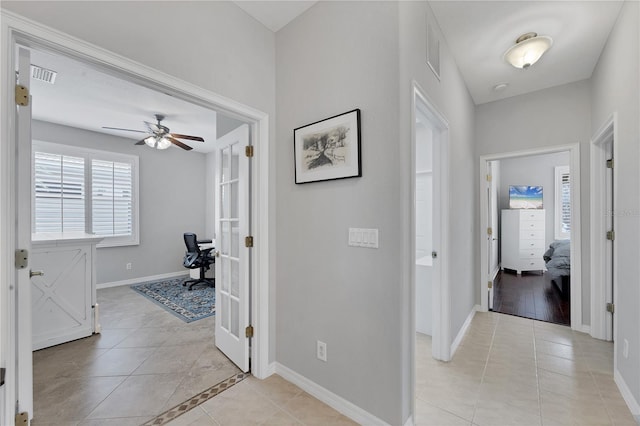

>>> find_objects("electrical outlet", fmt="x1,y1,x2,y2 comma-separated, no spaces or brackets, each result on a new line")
126,263,132,270
623,339,629,359
317,340,327,362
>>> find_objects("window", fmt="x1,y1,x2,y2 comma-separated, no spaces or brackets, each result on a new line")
554,166,570,240
33,141,139,247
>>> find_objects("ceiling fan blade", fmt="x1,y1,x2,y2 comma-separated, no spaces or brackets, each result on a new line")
144,121,161,133
102,126,147,133
168,136,193,151
170,133,205,142
134,138,147,145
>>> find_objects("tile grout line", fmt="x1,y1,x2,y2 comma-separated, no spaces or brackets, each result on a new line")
469,314,500,425
141,372,248,426
532,320,544,426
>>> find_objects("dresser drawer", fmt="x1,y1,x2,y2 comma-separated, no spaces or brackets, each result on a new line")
521,219,545,230
520,210,544,221
521,259,545,270
520,239,545,250
520,249,543,259
520,229,545,240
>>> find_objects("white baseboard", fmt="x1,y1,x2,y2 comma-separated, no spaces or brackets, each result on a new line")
450,305,480,357
264,362,277,378
274,362,389,426
97,271,187,289
579,324,591,334
614,369,640,418
403,415,415,426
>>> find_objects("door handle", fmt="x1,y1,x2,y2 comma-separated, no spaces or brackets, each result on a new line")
30,270,44,278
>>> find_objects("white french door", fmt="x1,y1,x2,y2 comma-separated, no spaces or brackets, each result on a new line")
214,124,251,372
15,46,34,419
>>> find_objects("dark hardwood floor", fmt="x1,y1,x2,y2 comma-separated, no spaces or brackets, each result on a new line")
493,270,570,326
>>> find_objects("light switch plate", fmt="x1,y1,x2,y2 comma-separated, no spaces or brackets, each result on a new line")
348,228,379,248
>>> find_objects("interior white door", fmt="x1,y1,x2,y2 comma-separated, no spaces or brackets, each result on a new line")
16,46,34,419
486,162,495,310
605,141,614,341
488,161,499,277
215,124,250,372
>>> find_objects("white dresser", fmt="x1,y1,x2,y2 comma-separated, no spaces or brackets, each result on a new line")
501,209,545,274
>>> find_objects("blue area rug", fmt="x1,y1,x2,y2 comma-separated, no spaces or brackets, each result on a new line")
130,277,215,323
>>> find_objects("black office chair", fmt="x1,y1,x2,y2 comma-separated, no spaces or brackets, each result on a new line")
182,233,215,291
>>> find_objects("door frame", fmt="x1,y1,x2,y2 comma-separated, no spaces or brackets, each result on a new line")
410,81,451,362
478,143,583,331
1,10,271,423
590,113,617,344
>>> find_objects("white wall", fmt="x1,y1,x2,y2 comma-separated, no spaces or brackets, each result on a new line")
590,0,640,409
32,120,207,284
2,0,278,361
275,2,402,423
476,80,592,325
398,3,478,421
497,151,570,249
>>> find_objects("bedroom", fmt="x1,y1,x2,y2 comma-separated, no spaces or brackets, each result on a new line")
489,151,572,325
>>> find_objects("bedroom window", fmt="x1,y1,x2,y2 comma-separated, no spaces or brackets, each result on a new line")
33,141,139,247
554,166,570,240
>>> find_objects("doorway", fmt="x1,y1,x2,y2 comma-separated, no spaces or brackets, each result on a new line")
590,114,617,343
411,84,450,362
2,15,271,424
490,152,571,326
479,144,583,331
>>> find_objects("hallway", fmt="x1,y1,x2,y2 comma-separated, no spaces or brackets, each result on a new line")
415,312,634,425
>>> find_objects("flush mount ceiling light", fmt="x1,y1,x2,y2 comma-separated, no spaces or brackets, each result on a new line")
503,32,553,69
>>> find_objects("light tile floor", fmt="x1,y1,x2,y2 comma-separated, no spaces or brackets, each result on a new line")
32,286,352,426
415,312,637,426
33,287,635,425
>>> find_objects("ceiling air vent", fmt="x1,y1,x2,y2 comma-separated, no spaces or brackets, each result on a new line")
31,64,57,84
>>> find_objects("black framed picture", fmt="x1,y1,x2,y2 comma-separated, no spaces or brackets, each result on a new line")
293,109,361,184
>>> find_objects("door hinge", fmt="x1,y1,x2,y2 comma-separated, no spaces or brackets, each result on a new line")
245,236,254,248
0,367,5,386
486,174,492,182
15,412,28,425
245,145,254,157
606,159,613,169
15,85,29,106
245,325,254,338
15,249,28,269
488,280,493,289
606,230,615,241
487,227,493,236
606,303,615,314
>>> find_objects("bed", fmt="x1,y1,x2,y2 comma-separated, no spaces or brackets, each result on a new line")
543,240,570,297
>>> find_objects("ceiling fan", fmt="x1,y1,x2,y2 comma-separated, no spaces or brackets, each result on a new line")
102,114,204,151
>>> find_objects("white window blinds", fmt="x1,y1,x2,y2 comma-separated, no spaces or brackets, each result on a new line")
34,152,85,233
554,165,570,240
92,160,133,237
560,172,570,234
33,141,139,247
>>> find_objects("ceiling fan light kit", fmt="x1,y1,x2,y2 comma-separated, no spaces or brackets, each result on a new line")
102,114,204,151
504,32,553,69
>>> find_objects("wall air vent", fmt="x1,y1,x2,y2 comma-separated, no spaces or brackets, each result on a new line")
31,64,57,84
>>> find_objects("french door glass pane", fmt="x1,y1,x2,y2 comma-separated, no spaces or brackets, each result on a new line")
231,298,240,338
231,143,239,181
221,294,229,330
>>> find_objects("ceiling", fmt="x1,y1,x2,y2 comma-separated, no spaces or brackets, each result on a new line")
30,48,222,154
29,1,625,146
430,1,623,105
234,1,317,32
